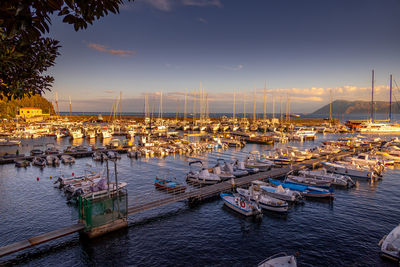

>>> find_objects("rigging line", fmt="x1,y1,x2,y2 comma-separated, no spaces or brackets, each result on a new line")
393,79,400,94
391,79,400,112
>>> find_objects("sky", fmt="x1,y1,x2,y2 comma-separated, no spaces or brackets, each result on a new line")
44,0,400,114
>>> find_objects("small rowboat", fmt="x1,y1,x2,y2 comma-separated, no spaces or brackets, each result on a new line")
154,177,186,192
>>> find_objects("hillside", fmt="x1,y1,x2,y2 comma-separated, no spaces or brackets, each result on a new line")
0,95,55,119
312,100,399,115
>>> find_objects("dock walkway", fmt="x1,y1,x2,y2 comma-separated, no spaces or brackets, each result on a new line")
0,148,128,165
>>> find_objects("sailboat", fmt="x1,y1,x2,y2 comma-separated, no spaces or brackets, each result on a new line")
358,71,400,133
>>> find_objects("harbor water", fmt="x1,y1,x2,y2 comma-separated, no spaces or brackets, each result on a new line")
0,133,399,266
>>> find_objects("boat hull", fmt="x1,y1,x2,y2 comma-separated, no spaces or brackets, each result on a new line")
220,193,260,216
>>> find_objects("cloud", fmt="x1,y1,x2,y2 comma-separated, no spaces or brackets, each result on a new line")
182,0,222,7
104,90,115,94
197,17,208,24
56,84,393,114
219,64,244,71
87,43,136,57
146,0,173,11
142,0,222,11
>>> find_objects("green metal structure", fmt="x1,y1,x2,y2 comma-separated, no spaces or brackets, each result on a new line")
78,189,128,231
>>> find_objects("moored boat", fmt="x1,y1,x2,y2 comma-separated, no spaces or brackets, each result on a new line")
15,160,30,168
154,177,186,192
269,179,334,198
186,161,221,185
32,156,46,167
220,192,261,216
321,161,377,180
298,169,355,187
379,224,400,262
260,184,302,202
258,252,297,267
61,155,75,164
286,175,332,188
237,187,288,213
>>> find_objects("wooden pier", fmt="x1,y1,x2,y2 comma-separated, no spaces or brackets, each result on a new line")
0,148,365,259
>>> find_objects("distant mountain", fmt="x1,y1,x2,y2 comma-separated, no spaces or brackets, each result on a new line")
312,100,399,115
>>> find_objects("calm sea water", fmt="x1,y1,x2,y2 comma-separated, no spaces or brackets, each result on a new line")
0,134,399,266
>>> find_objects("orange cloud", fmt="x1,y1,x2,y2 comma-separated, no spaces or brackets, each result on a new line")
87,43,135,57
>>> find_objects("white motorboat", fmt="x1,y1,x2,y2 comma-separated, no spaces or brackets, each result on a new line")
234,160,259,175
245,152,274,172
321,161,377,180
286,175,332,188
106,151,121,159
55,172,100,188
46,155,60,166
32,157,46,167
67,177,127,199
61,155,75,164
260,184,302,202
223,161,248,177
298,169,355,187
379,224,400,261
237,186,288,213
258,253,297,267
344,153,385,175
69,128,83,139
92,151,108,161
101,129,112,139
220,193,261,216
186,161,221,185
211,159,236,180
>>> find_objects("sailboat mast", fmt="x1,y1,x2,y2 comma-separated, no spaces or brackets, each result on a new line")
286,94,289,123
233,89,236,120
206,93,209,119
176,98,179,120
159,91,163,121
119,91,122,120
193,89,196,123
145,94,149,119
253,85,256,122
243,91,246,120
329,89,333,122
272,95,275,119
371,69,374,122
280,96,283,123
389,74,392,121
184,89,187,122
263,81,266,121
69,96,72,117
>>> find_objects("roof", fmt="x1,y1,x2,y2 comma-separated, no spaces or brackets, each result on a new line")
20,107,41,110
